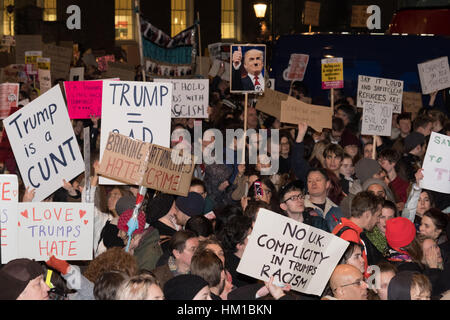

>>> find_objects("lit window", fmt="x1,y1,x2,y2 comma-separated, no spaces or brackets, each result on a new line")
221,0,236,39
115,0,134,40
2,0,14,35
43,0,57,21
171,0,187,37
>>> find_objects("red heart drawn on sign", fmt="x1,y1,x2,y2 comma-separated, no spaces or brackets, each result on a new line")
84,220,88,225
20,210,28,219
79,210,86,219
18,221,21,227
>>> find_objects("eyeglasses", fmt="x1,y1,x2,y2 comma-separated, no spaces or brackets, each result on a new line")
335,278,367,290
282,194,305,203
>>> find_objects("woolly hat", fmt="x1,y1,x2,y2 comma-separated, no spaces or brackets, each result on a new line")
404,132,425,153
115,195,136,216
0,259,44,300
146,193,175,224
163,274,209,300
354,158,381,184
175,192,205,217
388,271,418,300
117,209,146,235
362,178,396,202
385,217,416,255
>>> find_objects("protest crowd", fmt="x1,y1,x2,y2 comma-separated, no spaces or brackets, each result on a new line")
1,29,450,303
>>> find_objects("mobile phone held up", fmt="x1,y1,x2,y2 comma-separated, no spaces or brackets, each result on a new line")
254,181,264,197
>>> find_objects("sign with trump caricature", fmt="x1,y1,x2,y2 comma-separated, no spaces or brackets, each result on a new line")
230,44,266,94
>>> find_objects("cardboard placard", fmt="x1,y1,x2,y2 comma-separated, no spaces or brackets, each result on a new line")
255,88,290,119
154,79,209,118
304,1,321,26
69,67,84,81
43,44,73,81
3,85,85,202
17,202,94,261
321,58,344,90
99,81,172,185
351,5,370,28
361,102,393,137
283,54,309,81
0,175,19,264
280,97,333,132
237,209,349,296
420,132,450,194
357,75,404,113
417,56,450,95
98,132,195,196
0,83,19,119
402,92,423,118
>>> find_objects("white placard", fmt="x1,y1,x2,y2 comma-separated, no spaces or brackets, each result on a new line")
361,102,393,137
69,67,85,81
420,132,450,194
99,81,172,184
237,209,349,296
417,56,450,95
357,75,404,113
0,175,19,264
17,202,94,261
38,69,52,94
154,79,209,118
209,59,231,81
3,85,85,202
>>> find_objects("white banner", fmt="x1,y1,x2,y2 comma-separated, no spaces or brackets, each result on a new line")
418,56,450,95
237,209,349,296
420,132,450,194
154,79,208,118
3,85,84,202
99,81,172,184
0,175,19,264
357,75,403,113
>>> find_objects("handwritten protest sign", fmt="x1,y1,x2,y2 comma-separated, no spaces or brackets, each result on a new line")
280,97,333,132
65,81,102,119
304,1,321,26
3,85,85,202
402,92,423,119
43,43,73,81
17,202,94,261
283,54,309,81
38,68,52,94
0,83,19,119
321,58,343,90
99,132,194,196
361,102,393,137
417,56,450,95
237,209,349,296
154,79,209,118
0,175,19,264
99,81,172,184
420,132,450,194
255,88,289,119
69,67,84,81
357,75,404,113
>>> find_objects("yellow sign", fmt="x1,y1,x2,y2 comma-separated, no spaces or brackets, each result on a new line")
321,58,343,89
37,57,51,70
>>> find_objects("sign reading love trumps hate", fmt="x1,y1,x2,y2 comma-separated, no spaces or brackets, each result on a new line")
99,81,172,184
3,86,85,202
17,202,94,261
0,175,19,264
237,209,349,296
420,132,450,194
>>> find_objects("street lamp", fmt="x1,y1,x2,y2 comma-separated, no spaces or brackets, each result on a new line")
253,2,267,18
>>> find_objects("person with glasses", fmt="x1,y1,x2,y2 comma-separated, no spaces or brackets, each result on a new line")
322,264,368,300
278,182,329,232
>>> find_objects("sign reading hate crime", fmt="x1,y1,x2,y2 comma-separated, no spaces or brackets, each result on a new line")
99,132,195,196
99,81,172,185
237,209,349,296
154,79,209,118
420,132,450,194
361,102,393,137
357,75,404,113
0,175,19,264
17,202,94,261
417,56,450,95
321,58,343,90
3,85,85,202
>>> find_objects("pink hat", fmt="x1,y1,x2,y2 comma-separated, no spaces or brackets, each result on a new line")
117,209,146,235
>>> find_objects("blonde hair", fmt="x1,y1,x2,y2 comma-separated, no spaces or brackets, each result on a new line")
116,273,161,300
309,141,329,166
410,273,432,297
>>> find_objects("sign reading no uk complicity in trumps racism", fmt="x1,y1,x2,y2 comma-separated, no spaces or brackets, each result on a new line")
420,132,450,194
237,209,349,296
99,81,172,185
3,85,85,202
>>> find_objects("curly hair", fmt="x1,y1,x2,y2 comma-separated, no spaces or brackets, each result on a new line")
83,247,138,283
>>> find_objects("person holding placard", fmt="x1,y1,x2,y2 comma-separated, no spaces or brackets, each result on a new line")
397,132,426,182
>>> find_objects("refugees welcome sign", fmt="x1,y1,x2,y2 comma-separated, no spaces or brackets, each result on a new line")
237,209,348,296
